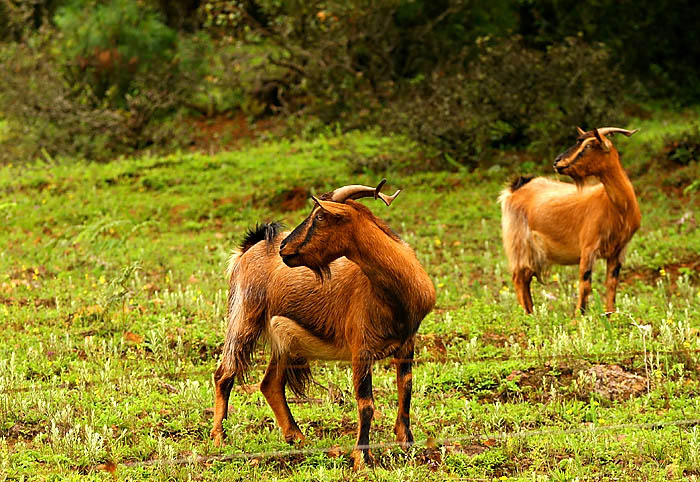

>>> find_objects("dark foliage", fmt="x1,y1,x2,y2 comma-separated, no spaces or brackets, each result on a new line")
0,33,195,162
659,124,700,166
0,0,62,41
385,37,627,166
1,0,699,163
518,0,700,101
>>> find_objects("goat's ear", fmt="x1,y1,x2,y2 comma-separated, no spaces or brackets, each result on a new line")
314,198,347,217
593,128,611,152
576,126,586,137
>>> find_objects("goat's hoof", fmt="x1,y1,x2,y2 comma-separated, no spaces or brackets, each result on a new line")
284,430,305,444
395,429,414,450
210,429,224,447
351,448,374,471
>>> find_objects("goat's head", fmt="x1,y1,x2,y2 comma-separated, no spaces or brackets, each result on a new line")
279,179,400,277
553,127,638,183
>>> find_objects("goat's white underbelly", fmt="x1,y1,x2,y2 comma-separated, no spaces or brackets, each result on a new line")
267,316,352,361
531,231,580,266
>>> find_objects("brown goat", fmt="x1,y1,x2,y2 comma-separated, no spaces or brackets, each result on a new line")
499,127,640,315
210,180,436,469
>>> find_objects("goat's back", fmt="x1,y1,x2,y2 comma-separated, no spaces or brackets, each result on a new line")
228,233,376,344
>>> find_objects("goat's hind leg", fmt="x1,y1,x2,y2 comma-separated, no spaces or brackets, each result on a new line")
211,363,235,446
260,355,305,444
513,268,535,314
604,255,622,315
576,250,596,315
351,349,375,471
210,306,264,445
393,337,415,449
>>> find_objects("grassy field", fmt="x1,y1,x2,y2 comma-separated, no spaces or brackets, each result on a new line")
1,111,700,480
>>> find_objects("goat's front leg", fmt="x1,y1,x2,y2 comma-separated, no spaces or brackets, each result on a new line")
351,350,375,471
260,356,305,444
576,250,596,315
604,256,622,315
393,337,415,449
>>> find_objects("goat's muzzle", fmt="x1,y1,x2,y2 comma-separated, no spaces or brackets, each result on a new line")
553,153,567,174
279,240,300,267
280,241,304,267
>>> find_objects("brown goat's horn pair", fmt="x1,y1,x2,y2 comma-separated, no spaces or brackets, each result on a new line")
329,178,401,206
577,126,639,138
595,127,639,137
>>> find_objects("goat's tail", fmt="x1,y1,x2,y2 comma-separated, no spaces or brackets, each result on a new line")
285,357,312,398
499,184,547,278
219,261,265,383
219,222,284,382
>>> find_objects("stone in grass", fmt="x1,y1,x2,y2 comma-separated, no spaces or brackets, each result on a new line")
582,364,647,401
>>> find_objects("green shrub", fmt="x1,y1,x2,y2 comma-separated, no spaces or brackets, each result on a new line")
198,1,518,123
0,0,220,162
54,0,177,105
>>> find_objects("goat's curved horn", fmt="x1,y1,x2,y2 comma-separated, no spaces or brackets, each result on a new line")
595,127,639,137
329,179,401,206
576,126,586,136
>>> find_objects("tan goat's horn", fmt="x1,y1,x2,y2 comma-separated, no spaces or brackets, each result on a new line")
595,127,639,137
329,179,401,206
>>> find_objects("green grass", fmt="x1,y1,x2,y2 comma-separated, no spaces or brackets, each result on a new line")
1,113,700,480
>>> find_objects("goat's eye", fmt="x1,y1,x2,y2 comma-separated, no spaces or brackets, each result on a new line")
315,212,325,222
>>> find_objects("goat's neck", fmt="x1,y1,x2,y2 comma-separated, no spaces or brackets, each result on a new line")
347,221,434,321
598,153,639,218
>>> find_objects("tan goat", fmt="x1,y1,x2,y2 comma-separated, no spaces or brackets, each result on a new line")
499,127,640,315
210,180,436,469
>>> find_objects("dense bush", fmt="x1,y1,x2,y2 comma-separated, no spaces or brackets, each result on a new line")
0,0,62,41
198,1,518,122
196,3,628,166
0,30,198,162
518,0,700,101
1,0,697,164
54,0,178,105
372,36,627,166
0,0,215,162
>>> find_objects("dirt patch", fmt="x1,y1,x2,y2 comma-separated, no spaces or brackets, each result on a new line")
189,114,283,153
304,417,356,439
2,421,43,445
418,333,449,360
481,330,528,348
622,256,700,286
495,362,648,403
0,296,56,308
168,204,188,225
270,186,310,213
581,364,647,401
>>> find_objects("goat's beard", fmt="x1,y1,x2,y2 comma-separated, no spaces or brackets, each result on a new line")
310,264,332,283
567,172,586,190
